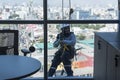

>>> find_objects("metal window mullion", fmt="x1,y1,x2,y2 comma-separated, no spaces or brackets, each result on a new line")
46,20,119,24
0,20,44,24
118,0,120,32
43,0,48,80
0,20,118,24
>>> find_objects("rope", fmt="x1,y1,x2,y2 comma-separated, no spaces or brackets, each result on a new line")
63,44,69,51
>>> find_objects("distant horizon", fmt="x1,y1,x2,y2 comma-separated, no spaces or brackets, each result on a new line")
0,0,118,7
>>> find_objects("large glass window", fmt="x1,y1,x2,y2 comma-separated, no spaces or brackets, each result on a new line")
0,0,118,79
48,0,118,20
47,24,118,78
0,24,44,77
0,0,43,20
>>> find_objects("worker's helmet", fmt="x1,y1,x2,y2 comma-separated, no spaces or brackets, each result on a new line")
60,24,70,30
60,24,70,36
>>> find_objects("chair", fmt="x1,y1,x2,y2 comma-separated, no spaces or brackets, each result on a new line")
0,30,36,57
0,30,19,55
21,46,35,57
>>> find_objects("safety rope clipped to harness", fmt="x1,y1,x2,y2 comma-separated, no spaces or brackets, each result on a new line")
63,44,69,51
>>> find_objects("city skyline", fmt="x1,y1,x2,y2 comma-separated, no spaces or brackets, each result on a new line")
0,0,118,7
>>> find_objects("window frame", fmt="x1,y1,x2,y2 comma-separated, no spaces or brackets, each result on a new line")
0,0,119,79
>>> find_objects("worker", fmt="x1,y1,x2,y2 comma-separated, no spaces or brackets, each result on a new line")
48,24,76,77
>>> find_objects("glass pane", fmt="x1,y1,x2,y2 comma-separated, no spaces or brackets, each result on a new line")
47,24,117,78
0,0,43,20
0,24,44,78
48,0,118,20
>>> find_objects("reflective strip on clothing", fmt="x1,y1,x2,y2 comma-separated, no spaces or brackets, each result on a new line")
50,67,56,70
64,65,71,67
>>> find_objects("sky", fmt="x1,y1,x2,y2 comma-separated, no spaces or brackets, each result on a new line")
48,0,118,7
0,0,118,7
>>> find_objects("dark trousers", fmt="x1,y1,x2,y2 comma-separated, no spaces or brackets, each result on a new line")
48,50,74,76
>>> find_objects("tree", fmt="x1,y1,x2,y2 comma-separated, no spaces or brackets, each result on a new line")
76,34,85,40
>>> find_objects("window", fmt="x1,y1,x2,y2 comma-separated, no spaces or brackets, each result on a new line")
48,0,118,20
0,0,119,79
0,0,43,20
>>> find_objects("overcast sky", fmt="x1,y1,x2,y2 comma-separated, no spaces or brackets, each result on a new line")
0,0,118,7
48,0,118,7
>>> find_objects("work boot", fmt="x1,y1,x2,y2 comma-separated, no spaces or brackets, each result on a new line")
64,66,73,76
